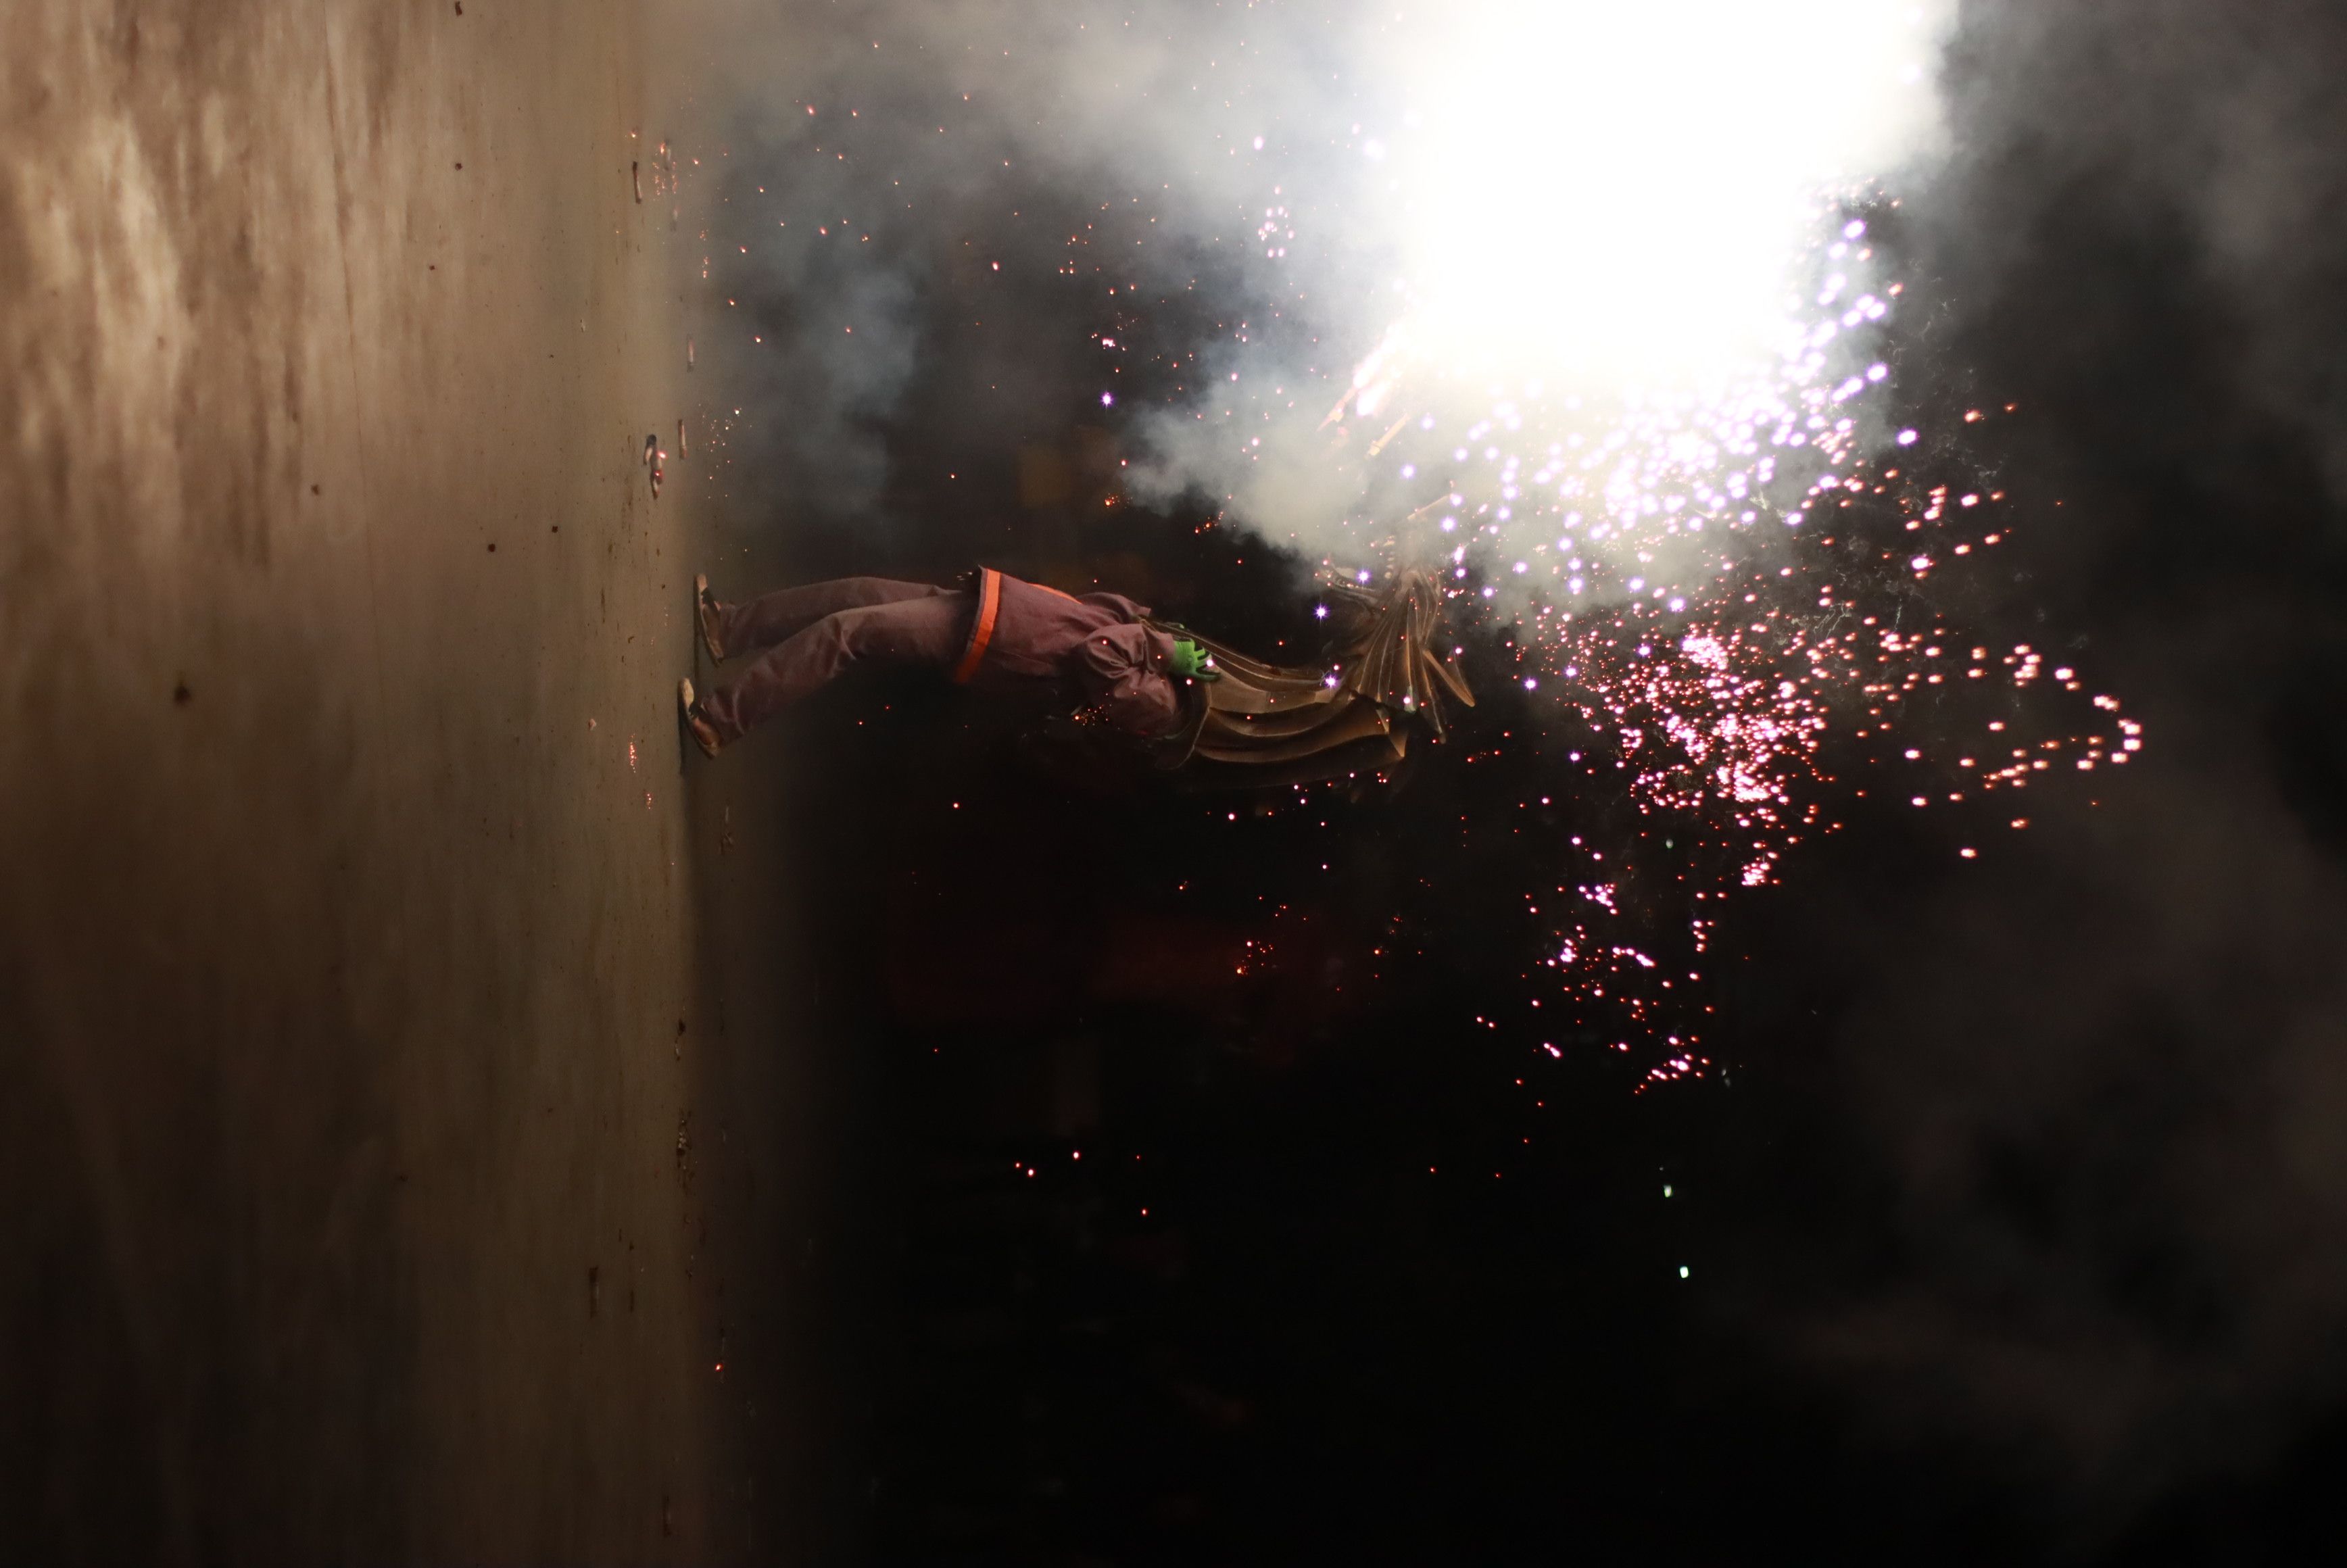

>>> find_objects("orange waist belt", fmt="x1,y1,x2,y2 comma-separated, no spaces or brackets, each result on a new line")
952,567,1002,684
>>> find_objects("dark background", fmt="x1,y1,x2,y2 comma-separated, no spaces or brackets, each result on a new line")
7,0,2343,1561
704,0,2347,1562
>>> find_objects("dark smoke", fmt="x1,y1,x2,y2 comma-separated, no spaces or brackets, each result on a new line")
1730,0,2347,1534
689,0,1383,558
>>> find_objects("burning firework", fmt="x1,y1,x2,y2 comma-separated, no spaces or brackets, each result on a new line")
1309,209,2138,1085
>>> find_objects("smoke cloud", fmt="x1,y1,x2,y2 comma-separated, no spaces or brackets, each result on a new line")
685,0,1948,589
1745,0,2347,1529
684,0,1368,544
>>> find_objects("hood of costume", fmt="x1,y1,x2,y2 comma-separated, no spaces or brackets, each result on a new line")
1148,569,1474,787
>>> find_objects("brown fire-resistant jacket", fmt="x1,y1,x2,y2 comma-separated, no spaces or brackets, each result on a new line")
953,567,1188,737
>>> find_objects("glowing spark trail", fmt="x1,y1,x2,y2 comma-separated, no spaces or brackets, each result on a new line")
1290,203,2140,1085
1162,0,2137,1083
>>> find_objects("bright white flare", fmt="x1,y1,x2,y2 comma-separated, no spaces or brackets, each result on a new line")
1385,1,1948,385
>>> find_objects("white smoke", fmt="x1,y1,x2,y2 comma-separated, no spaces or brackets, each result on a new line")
687,0,1950,577
1094,0,1956,629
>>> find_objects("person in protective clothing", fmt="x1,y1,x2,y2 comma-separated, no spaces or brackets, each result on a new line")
677,568,1216,757
677,565,1471,789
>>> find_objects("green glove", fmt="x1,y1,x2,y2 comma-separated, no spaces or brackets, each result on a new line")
1169,639,1221,681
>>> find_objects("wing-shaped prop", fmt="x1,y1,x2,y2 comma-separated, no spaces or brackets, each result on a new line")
1149,568,1476,789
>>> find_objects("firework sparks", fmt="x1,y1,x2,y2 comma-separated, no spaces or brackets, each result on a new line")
1311,212,2139,1085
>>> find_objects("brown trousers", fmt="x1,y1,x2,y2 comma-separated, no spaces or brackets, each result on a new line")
699,578,974,741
